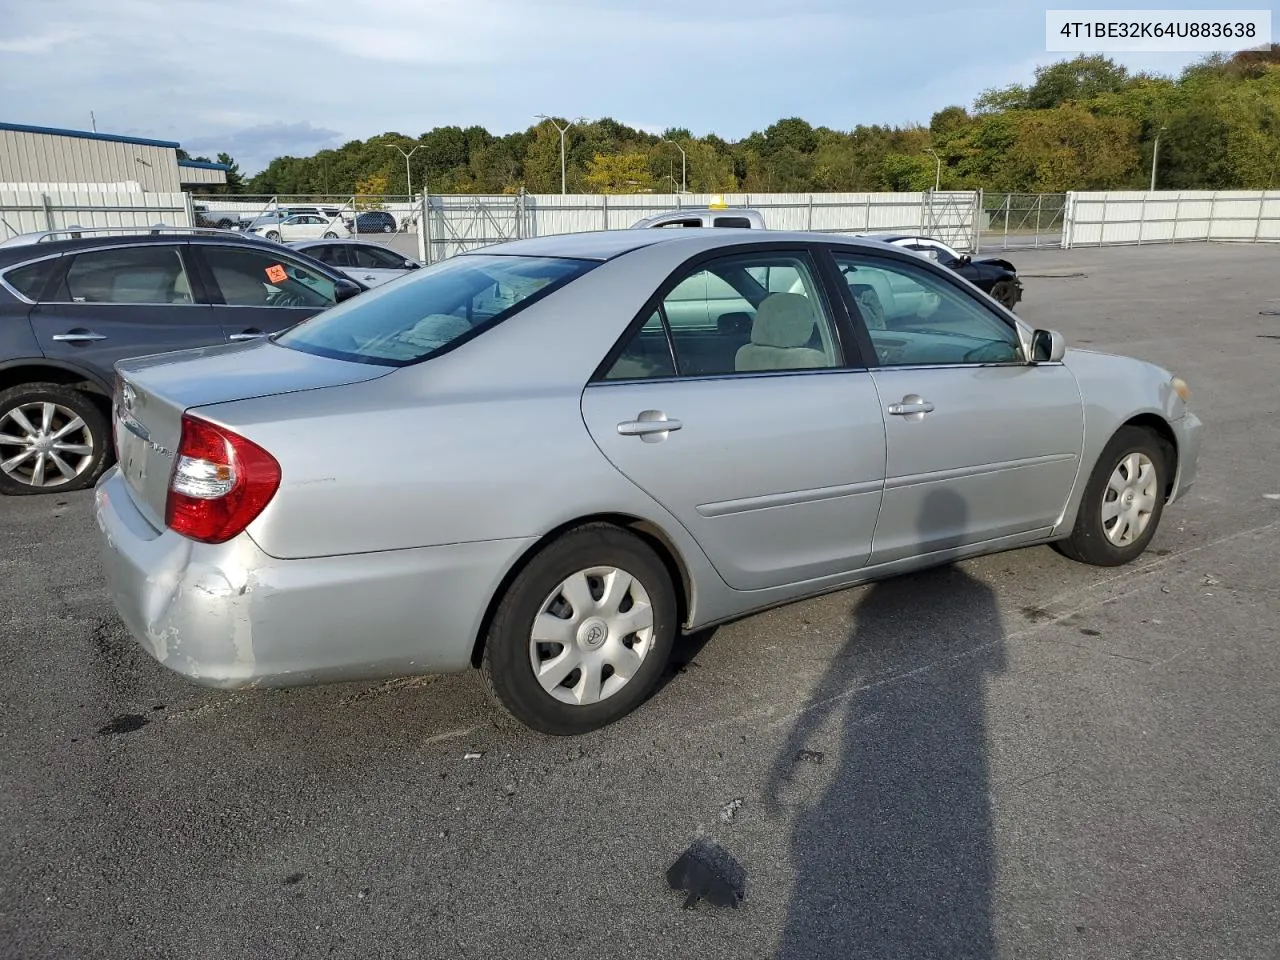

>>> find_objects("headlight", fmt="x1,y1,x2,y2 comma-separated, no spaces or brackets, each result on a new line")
1171,377,1191,402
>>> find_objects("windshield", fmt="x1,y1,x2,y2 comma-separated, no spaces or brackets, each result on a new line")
274,253,597,366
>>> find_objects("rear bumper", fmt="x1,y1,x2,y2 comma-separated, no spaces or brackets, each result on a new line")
1169,410,1203,503
93,467,534,689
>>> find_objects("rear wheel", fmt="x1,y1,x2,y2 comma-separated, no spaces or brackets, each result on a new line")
265,230,280,241
323,231,338,238
1055,426,1168,566
0,383,110,496
481,525,677,735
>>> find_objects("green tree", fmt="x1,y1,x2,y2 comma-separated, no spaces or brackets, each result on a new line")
583,152,654,193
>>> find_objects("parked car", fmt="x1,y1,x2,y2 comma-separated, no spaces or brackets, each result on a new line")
250,214,352,243
280,205,344,221
93,228,1201,735
631,207,765,230
287,239,423,287
858,233,1023,310
0,226,364,495
353,210,397,234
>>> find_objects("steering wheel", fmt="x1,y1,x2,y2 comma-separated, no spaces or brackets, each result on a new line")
266,289,307,308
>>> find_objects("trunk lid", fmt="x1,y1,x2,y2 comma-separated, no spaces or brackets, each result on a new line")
113,339,393,528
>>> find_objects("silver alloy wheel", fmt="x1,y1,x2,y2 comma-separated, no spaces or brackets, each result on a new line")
1101,451,1158,547
0,401,96,488
529,566,656,706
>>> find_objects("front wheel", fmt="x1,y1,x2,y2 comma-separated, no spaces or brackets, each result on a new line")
0,383,110,496
481,525,678,735
265,230,280,241
1055,426,1168,566
990,278,1021,310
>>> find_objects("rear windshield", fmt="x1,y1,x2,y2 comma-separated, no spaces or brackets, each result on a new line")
274,254,597,366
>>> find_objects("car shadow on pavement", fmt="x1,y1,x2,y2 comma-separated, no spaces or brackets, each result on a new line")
769,489,1008,960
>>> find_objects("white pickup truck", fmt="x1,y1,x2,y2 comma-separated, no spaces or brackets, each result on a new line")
630,208,766,229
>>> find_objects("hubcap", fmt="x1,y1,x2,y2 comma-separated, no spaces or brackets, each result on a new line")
1101,451,1158,547
529,566,655,706
0,401,95,488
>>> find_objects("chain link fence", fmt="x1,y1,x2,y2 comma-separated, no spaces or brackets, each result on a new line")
978,193,1067,251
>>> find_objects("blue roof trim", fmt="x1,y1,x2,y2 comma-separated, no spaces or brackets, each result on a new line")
178,159,231,171
0,120,181,149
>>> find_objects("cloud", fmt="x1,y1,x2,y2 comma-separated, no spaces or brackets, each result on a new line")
183,122,343,175
0,28,86,54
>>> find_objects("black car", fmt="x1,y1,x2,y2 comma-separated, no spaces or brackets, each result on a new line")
352,211,397,234
857,234,1023,310
0,227,365,496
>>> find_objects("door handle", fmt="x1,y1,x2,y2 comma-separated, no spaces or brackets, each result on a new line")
887,394,935,419
229,331,267,342
51,331,107,343
617,410,682,443
363,275,377,281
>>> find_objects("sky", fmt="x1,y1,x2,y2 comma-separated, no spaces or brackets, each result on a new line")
0,0,1240,175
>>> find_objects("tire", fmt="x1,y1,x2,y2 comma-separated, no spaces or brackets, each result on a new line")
0,383,111,496
990,278,1021,310
323,231,338,239
382,223,393,233
266,230,280,241
480,524,678,735
1054,426,1168,566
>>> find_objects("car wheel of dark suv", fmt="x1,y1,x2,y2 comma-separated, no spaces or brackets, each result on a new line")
0,384,110,496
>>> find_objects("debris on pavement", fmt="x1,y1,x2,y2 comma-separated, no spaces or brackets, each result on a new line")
795,749,825,765
1202,574,1221,586
718,798,743,823
665,838,747,910
463,752,483,761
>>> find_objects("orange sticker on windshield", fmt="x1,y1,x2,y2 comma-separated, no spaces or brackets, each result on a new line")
265,264,287,283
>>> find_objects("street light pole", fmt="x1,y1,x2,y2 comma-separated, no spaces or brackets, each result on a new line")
926,148,941,191
663,139,686,193
1150,125,1167,191
535,115,585,194
391,143,422,199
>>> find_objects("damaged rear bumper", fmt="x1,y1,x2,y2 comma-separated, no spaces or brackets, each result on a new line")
92,467,533,689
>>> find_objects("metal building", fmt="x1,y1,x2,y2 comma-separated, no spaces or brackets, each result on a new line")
0,121,227,191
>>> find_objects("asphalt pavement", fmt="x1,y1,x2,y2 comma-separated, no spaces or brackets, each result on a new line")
2,241,1278,959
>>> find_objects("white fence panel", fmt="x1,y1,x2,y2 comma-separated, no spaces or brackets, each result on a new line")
0,189,190,239
1063,190,1280,248
421,191,981,262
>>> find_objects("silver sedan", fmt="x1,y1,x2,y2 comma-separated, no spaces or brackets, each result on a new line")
93,229,1202,734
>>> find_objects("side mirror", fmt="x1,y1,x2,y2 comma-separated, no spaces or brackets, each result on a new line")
958,254,972,267
334,278,362,302
404,260,421,270
1032,328,1067,363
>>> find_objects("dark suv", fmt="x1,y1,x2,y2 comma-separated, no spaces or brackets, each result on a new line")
0,228,364,496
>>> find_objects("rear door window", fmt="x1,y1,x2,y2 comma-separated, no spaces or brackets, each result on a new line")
53,246,194,304
351,245,408,269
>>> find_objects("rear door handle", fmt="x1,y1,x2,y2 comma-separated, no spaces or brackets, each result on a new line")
887,394,935,418
51,331,107,343
617,410,682,443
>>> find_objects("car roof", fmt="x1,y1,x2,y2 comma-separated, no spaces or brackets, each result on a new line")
0,230,287,267
463,228,906,262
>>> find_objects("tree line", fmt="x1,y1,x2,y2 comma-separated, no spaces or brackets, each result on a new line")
208,48,1279,197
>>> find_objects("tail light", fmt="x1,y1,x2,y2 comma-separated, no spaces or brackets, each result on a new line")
165,414,281,544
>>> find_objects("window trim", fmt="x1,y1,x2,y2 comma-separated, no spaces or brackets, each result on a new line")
590,240,868,385
821,244,1029,370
